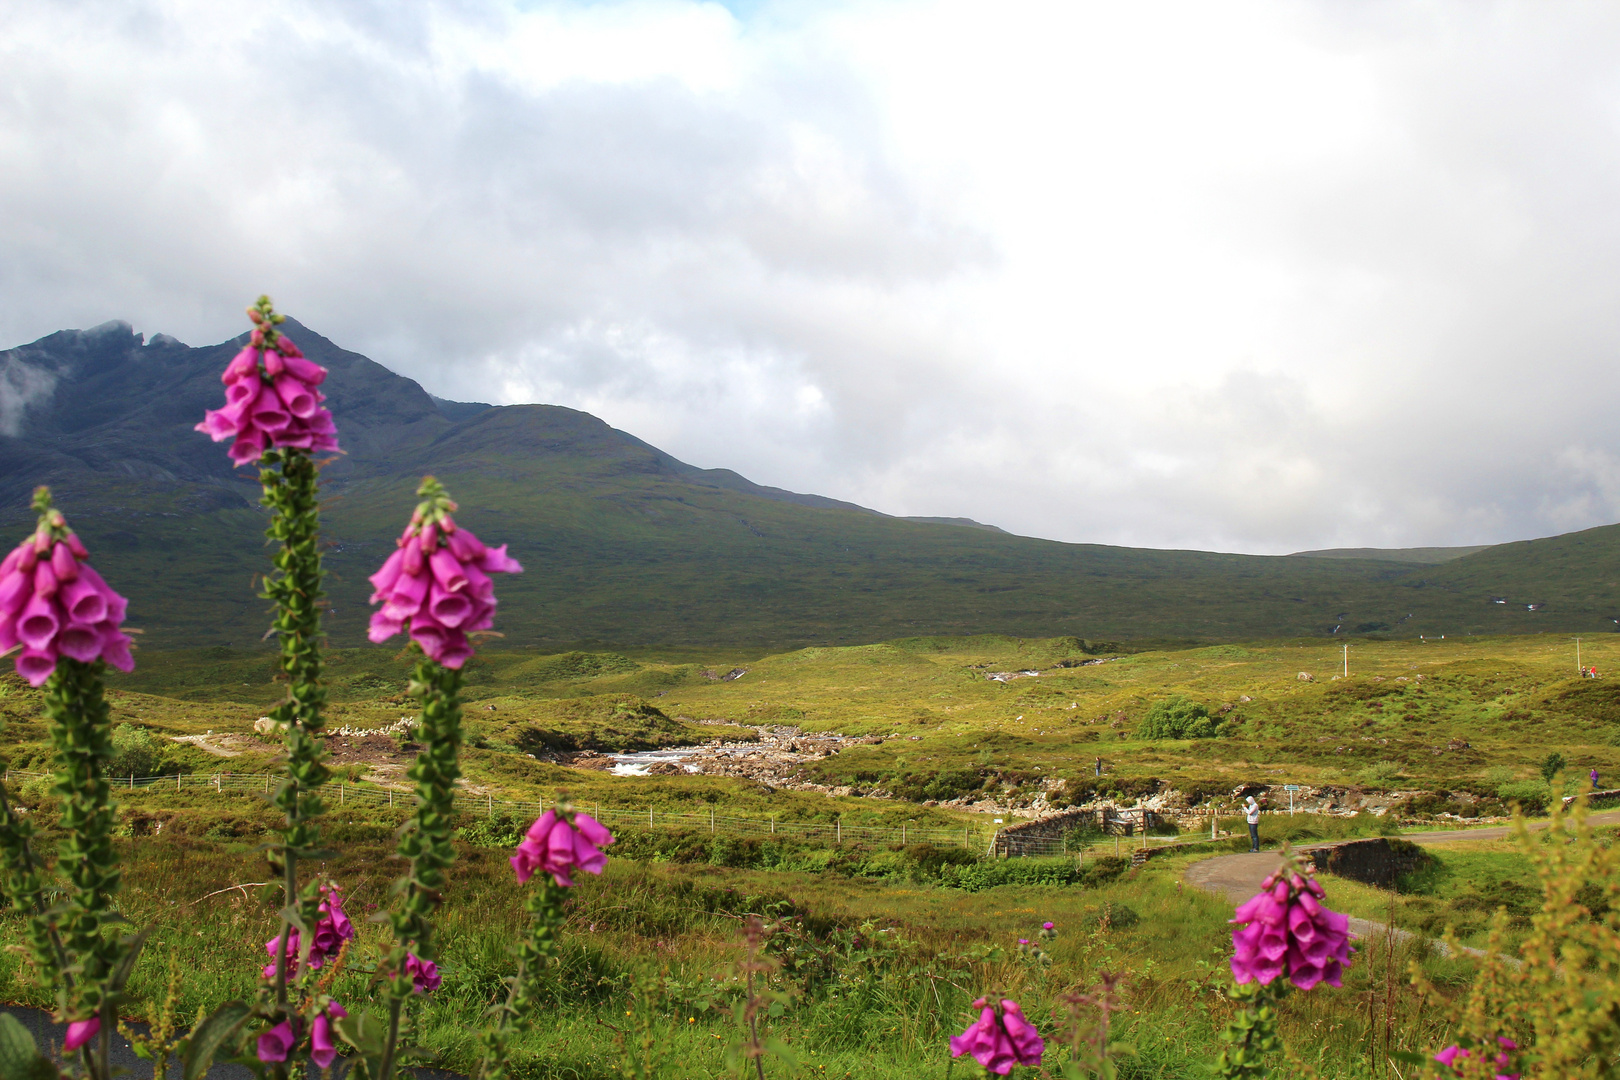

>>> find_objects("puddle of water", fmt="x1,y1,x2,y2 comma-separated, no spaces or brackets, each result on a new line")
608,749,702,776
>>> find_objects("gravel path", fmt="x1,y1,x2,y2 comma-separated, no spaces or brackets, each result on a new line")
1182,810,1620,958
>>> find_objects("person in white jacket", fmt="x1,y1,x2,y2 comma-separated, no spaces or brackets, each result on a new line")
1245,795,1262,852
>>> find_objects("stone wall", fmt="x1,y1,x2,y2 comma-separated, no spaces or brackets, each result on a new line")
992,807,1167,856
1303,837,1432,889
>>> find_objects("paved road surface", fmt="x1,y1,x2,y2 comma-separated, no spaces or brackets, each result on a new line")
1184,809,1620,905
1182,810,1620,957
1,1005,463,1080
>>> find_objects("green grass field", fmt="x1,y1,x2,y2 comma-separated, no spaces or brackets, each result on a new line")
0,817,1490,1079
3,632,1616,1077
66,630,1620,815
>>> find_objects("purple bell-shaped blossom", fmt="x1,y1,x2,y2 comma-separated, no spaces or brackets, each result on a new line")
1435,1036,1519,1079
256,1021,297,1064
0,496,133,687
262,883,355,979
367,478,522,668
195,315,340,467
510,809,615,887
404,952,441,993
1230,862,1356,990
948,997,1045,1075
310,1002,348,1068
63,1018,100,1052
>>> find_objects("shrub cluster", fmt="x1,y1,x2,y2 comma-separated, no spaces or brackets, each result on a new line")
1136,695,1228,740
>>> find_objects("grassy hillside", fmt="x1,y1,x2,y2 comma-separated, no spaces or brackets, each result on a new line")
7,319,1620,650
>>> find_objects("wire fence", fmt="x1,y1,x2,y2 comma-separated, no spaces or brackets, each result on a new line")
0,768,994,851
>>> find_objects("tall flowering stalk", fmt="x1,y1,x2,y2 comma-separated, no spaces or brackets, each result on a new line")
365,477,520,1079
185,297,346,1078
1217,849,1355,1079
367,475,522,665
478,807,615,1080
1408,790,1620,1078
0,488,138,1080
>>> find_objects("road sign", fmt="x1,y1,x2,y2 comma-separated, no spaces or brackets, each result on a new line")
1284,785,1301,792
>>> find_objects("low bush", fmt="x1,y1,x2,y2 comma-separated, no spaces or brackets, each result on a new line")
1497,778,1550,814
108,722,188,777
1354,760,1404,787
1137,695,1219,740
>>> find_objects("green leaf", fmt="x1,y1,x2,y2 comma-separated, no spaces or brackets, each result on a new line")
0,1013,56,1080
108,924,155,996
182,1001,251,1080
762,1038,798,1068
1388,1049,1428,1065
333,1010,387,1058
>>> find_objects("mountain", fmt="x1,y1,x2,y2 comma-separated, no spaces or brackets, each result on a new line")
2,319,1619,651
1288,546,1489,564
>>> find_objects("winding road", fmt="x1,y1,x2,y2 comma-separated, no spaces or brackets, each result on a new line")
1182,811,1620,955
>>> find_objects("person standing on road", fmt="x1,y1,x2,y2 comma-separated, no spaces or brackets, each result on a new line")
1245,795,1262,852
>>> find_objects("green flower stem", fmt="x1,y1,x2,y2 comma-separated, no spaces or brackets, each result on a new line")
47,657,124,1080
477,878,570,1080
258,444,331,1014
1216,980,1286,1079
380,654,464,1080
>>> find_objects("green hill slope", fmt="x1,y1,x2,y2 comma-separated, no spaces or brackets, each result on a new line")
1,319,1617,649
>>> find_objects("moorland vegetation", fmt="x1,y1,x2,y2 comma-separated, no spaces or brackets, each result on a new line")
6,300,1620,1079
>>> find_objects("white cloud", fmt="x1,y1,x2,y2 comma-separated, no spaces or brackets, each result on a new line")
4,0,1620,552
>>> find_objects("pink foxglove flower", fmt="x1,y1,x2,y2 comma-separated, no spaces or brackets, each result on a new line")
1230,866,1355,990
404,952,441,993
0,500,133,687
948,997,1044,1075
367,478,522,668
257,1021,297,1063
63,1018,99,1051
1435,1036,1519,1079
195,320,340,467
262,883,355,979
311,1002,348,1068
510,809,614,887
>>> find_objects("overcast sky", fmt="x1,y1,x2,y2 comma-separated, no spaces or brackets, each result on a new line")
6,1,1620,553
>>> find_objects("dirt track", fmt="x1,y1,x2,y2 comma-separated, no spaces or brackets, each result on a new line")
1184,809,1620,904
1182,810,1620,958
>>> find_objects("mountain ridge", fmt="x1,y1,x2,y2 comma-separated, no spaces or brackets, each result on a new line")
3,319,1618,650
